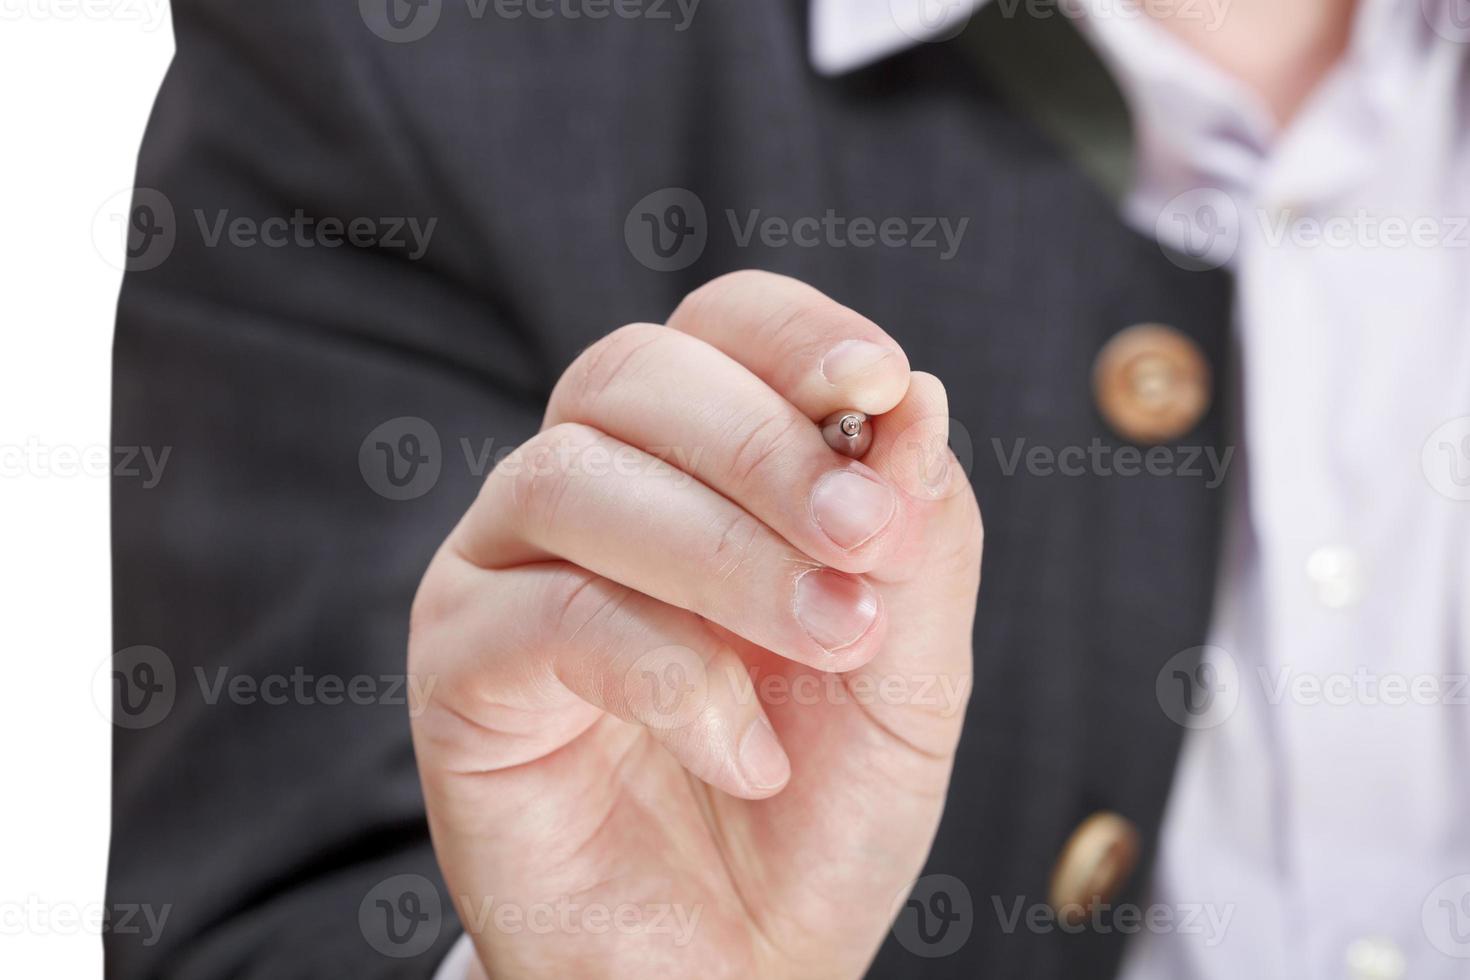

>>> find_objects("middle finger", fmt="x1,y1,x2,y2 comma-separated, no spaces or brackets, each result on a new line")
457,422,888,672
544,323,905,573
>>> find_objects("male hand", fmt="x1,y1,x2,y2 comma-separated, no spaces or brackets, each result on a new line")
409,270,983,978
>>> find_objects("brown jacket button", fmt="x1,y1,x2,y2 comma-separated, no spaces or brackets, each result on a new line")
1092,323,1211,444
1048,811,1141,926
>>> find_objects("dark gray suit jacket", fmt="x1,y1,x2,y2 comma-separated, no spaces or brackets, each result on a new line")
108,0,1233,976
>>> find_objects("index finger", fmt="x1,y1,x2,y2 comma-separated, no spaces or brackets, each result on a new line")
666,269,912,420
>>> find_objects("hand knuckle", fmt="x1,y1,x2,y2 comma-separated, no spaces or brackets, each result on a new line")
707,510,766,582
542,567,632,648
759,298,854,352
725,410,804,487
561,322,663,407
671,269,793,330
501,423,598,534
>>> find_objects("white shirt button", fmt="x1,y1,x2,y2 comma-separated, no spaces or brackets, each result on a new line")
1344,936,1406,980
1306,545,1366,608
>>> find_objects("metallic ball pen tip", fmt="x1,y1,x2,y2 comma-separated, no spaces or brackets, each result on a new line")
821,410,872,458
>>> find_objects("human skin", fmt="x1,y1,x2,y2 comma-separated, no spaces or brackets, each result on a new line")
1145,0,1358,124
408,270,984,978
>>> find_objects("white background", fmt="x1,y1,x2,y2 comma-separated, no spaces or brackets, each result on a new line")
1,2,174,976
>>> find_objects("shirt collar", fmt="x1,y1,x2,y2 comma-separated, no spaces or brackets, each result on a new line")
809,0,993,76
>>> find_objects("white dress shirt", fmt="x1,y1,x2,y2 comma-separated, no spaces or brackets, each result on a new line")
817,1,1470,978
442,2,1470,975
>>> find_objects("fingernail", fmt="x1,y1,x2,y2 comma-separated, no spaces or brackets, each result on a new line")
811,469,896,550
793,568,880,651
821,340,894,387
738,716,790,791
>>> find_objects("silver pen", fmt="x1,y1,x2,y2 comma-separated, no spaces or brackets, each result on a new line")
821,410,872,458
